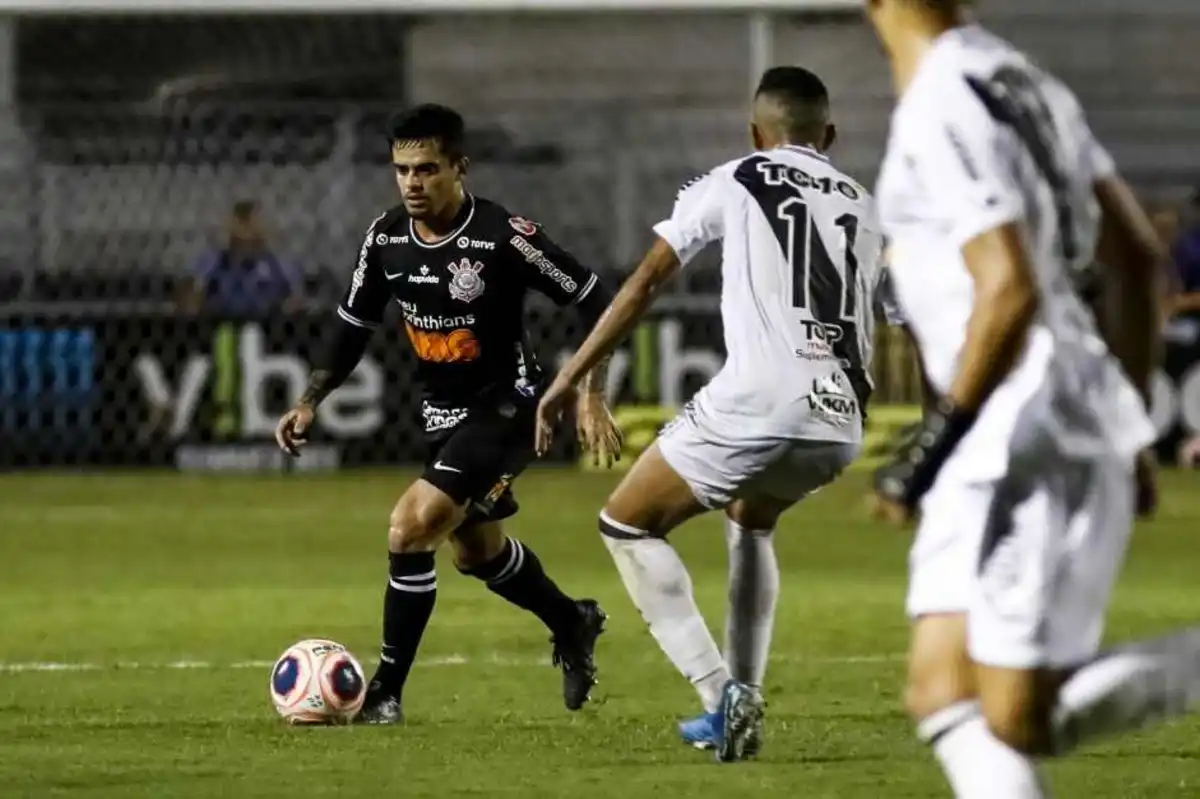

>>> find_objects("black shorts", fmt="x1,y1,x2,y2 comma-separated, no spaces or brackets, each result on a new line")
420,394,538,524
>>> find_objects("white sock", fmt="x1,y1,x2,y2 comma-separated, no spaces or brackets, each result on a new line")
920,701,1047,798
600,512,730,713
723,519,779,688
1053,625,1200,753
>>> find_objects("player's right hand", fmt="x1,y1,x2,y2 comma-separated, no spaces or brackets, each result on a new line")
275,404,315,457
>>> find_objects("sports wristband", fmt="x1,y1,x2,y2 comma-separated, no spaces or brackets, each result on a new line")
873,399,978,510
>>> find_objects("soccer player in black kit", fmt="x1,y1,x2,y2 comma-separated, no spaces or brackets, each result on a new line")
274,104,622,724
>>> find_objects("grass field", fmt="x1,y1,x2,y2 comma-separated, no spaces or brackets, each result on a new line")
2,467,1199,798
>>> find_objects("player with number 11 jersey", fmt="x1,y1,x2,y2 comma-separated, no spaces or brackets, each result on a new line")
535,66,889,762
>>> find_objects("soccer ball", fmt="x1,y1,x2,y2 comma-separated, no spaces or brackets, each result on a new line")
269,639,367,724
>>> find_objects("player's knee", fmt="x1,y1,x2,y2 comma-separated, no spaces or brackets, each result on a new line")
978,684,1056,755
388,495,457,553
450,523,506,571
725,499,785,531
905,658,975,724
980,701,1052,755
905,674,967,724
598,507,657,542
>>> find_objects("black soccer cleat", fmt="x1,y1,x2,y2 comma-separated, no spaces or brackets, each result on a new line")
550,599,607,711
353,681,404,725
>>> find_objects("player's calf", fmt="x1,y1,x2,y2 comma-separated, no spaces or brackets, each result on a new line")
360,481,466,723
453,520,608,711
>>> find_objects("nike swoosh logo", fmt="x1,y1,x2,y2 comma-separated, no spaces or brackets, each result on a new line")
384,270,403,281
433,461,462,473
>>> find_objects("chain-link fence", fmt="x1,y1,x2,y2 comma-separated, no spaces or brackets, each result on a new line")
2,7,1196,467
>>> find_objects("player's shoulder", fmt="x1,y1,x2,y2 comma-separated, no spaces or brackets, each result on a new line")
469,194,552,240
361,204,409,237
673,157,743,197
899,26,1016,123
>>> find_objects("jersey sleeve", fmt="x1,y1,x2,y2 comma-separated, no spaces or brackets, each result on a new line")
651,169,726,266
336,212,390,329
505,215,601,307
911,78,1028,250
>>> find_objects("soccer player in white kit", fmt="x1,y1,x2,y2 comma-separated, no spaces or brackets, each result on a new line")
866,1,1200,796
534,67,888,762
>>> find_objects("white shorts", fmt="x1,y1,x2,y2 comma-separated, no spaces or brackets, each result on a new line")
906,448,1135,670
656,399,859,510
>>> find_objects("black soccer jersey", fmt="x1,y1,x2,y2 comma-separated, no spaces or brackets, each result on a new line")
336,194,602,415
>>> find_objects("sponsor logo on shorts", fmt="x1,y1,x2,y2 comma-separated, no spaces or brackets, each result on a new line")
422,403,469,433
485,473,515,503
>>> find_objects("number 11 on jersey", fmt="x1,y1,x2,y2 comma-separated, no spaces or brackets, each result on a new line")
777,199,859,318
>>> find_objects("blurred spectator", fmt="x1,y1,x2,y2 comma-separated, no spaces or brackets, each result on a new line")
1166,190,1200,317
178,200,302,315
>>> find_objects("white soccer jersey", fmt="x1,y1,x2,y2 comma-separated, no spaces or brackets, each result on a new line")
653,145,886,442
876,24,1155,477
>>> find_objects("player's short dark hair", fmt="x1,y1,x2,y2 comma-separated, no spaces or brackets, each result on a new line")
231,199,258,222
754,66,830,141
388,103,466,160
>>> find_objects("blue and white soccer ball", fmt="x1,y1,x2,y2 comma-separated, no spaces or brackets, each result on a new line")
269,639,367,724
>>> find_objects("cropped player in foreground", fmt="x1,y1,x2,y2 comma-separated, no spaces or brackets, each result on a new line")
866,1,1200,796
536,67,888,762
275,104,621,724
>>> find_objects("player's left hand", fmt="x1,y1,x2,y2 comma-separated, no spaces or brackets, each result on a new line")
534,376,576,458
870,400,977,528
868,492,914,527
575,391,623,469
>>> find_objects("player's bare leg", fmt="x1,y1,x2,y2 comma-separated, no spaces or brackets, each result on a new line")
598,442,763,762
357,479,466,725
909,614,1200,798
906,614,1049,798
451,520,607,710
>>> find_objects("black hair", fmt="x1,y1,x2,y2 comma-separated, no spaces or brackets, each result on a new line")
388,103,466,160
754,66,830,142
231,199,258,221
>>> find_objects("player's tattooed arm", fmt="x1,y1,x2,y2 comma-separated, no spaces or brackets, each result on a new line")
298,369,336,409
300,321,374,409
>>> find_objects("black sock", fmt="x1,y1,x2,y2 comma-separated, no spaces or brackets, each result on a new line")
373,551,437,698
461,537,580,636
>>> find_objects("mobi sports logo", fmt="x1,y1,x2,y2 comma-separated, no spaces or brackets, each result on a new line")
133,322,383,440
509,235,578,294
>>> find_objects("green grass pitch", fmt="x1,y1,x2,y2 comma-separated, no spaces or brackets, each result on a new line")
2,467,1199,798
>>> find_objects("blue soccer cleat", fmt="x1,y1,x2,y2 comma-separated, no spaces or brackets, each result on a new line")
678,710,722,750
714,680,765,763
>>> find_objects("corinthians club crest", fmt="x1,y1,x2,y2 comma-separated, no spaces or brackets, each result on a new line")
448,258,486,303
